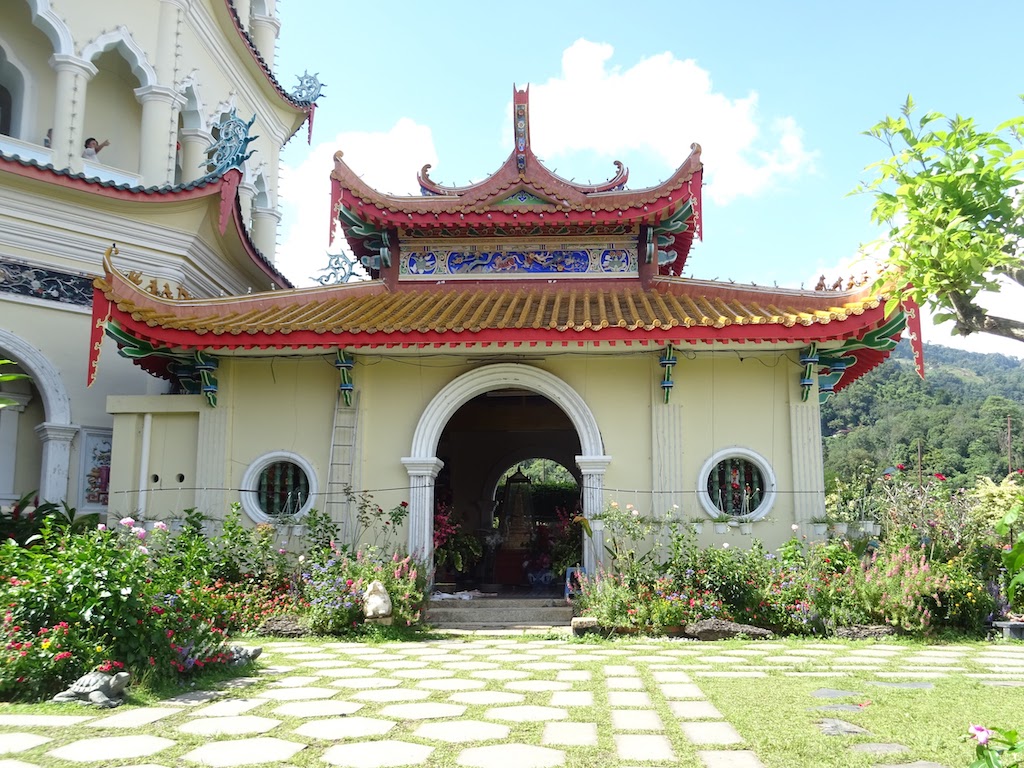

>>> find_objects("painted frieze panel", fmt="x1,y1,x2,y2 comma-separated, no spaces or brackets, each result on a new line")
400,240,638,278
0,258,93,307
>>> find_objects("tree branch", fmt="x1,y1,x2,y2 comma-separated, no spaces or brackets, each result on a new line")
995,260,1024,289
948,290,1024,342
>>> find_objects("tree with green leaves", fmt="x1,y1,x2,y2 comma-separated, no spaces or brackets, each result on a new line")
857,96,1024,343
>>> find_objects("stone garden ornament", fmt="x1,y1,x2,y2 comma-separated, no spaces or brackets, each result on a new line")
52,670,131,708
364,580,393,625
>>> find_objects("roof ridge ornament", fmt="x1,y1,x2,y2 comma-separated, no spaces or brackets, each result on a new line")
203,109,258,178
514,84,530,173
290,71,325,104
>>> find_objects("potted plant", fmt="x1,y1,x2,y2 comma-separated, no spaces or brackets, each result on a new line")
434,504,482,581
810,516,829,536
709,511,731,535
738,520,753,535
688,517,705,535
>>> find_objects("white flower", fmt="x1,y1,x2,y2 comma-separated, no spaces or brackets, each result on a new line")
97,524,107,531
153,521,168,531
298,555,305,563
722,542,730,549
672,504,679,510
791,524,799,532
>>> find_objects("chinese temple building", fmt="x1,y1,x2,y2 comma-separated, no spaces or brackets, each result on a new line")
92,86,911,579
0,0,312,511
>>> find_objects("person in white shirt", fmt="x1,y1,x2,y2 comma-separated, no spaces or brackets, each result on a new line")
82,137,109,159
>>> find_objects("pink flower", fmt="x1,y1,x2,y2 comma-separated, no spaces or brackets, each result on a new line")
97,524,107,531
153,521,168,531
969,725,991,745
138,546,149,555
278,548,286,555
133,527,146,540
119,517,135,527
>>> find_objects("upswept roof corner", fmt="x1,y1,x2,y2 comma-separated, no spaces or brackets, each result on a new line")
0,156,291,289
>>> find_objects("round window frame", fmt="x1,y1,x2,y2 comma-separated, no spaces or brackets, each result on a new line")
240,450,318,525
697,447,777,522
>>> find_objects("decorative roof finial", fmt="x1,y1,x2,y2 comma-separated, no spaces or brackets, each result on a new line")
513,85,530,173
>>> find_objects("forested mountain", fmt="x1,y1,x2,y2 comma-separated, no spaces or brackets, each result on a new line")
821,341,1024,487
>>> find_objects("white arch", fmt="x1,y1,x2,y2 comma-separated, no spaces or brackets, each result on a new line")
410,364,604,458
0,329,75,503
81,26,157,87
177,76,205,131
403,363,609,580
23,0,73,56
0,329,70,424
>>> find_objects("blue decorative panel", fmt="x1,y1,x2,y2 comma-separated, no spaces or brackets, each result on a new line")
400,241,637,278
0,258,93,307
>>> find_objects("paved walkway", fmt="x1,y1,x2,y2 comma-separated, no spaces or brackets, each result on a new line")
1,637,1023,767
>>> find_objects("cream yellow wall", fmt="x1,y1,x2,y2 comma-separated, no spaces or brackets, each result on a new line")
144,412,200,520
224,357,338,516
82,52,143,173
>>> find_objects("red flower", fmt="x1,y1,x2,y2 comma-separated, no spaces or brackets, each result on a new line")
934,473,947,481
896,463,906,470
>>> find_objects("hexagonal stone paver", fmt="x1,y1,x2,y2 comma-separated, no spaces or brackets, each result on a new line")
542,722,599,746
681,721,743,744
177,715,281,736
85,707,180,729
471,669,531,680
549,691,593,707
485,705,568,723
611,709,663,731
182,736,305,766
329,677,402,689
0,715,94,727
379,703,466,720
322,739,433,767
48,735,175,763
414,719,511,743
192,698,267,717
0,732,51,753
449,690,525,705
352,688,431,702
319,667,382,678
458,743,565,767
392,668,455,679
271,700,363,717
256,686,339,700
293,716,396,740
417,678,486,691
505,680,571,692
697,750,766,767
614,734,675,762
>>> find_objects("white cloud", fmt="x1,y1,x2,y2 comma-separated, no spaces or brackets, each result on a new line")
526,39,817,204
277,118,437,287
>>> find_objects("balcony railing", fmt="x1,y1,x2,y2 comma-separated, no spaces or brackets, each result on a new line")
0,135,53,166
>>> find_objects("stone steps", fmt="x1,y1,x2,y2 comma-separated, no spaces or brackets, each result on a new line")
425,597,573,628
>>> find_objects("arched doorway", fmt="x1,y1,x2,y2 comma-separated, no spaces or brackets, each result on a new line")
402,363,610,583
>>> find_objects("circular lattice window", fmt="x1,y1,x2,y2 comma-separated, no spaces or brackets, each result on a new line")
697,448,777,521
240,451,317,524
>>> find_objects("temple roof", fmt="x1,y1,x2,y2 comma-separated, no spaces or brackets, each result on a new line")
94,253,891,349
330,87,703,272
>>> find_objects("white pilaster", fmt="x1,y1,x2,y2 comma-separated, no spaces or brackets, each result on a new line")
33,422,78,504
576,454,611,575
650,394,685,515
790,384,826,533
0,393,33,504
250,14,281,66
401,457,444,578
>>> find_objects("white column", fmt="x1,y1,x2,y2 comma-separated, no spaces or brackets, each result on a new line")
401,457,444,579
234,0,252,30
179,128,213,182
33,422,78,504
790,383,826,535
156,0,186,81
250,14,281,67
135,85,185,187
251,206,281,263
48,54,97,172
0,393,32,504
576,454,611,575
238,182,256,228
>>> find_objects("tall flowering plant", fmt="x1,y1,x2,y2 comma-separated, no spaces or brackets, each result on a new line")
433,504,481,574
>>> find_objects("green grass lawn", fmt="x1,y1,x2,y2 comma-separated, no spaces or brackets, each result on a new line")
0,633,1021,767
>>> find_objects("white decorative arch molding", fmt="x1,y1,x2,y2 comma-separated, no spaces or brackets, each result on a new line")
0,329,76,503
24,0,74,56
176,72,206,131
81,27,157,87
403,363,610,580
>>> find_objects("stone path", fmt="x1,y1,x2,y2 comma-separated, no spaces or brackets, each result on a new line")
1,638,1022,766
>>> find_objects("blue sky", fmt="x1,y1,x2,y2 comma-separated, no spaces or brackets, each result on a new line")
274,1,1024,357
